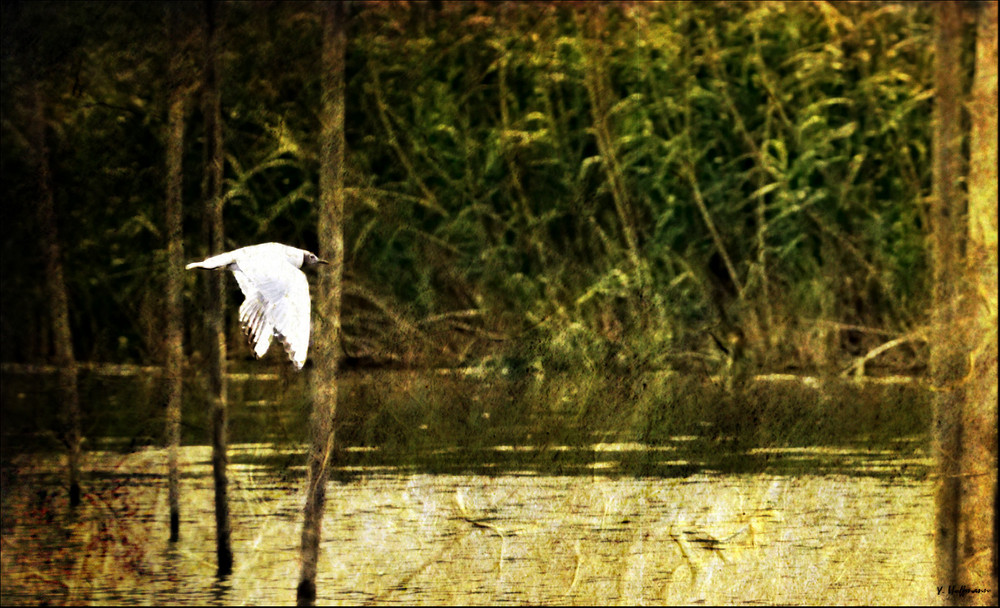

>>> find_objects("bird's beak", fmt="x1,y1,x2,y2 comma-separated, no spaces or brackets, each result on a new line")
317,259,329,265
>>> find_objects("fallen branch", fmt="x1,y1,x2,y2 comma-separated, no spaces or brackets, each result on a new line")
840,331,927,377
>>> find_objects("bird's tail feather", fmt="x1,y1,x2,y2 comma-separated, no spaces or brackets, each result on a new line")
185,252,236,270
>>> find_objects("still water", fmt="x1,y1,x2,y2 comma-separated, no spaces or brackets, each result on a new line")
1,443,936,605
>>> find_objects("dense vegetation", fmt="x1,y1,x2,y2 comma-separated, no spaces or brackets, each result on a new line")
2,1,938,377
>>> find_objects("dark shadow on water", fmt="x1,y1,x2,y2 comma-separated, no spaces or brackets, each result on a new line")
229,369,931,481
2,368,932,481
227,435,930,482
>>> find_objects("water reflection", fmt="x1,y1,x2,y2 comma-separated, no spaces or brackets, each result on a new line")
2,443,935,605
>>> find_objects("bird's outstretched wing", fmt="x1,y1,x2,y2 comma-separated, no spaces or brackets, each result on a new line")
233,270,275,359
231,255,311,370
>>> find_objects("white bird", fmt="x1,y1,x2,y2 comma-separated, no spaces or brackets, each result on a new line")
186,242,327,370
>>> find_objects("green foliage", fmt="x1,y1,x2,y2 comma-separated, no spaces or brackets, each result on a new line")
1,1,937,374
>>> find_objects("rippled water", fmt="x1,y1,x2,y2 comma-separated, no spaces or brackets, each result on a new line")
1,443,936,605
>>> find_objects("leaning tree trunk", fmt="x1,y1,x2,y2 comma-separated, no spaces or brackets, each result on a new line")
201,0,233,577
931,2,967,600
961,1,998,603
297,1,346,604
164,5,187,543
32,84,83,508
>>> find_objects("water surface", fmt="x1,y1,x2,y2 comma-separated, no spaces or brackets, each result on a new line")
1,443,936,605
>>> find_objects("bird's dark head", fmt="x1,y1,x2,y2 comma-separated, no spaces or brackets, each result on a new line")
303,251,329,267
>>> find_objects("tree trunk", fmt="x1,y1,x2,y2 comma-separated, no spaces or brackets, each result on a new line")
32,84,83,508
202,0,233,577
931,2,967,600
297,1,346,604
165,6,187,542
962,1,998,603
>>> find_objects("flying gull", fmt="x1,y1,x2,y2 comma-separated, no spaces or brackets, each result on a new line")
186,242,327,369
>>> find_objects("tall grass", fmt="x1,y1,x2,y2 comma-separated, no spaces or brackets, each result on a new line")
1,2,937,378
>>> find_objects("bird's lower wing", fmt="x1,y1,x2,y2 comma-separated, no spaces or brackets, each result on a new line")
232,262,311,370
234,270,274,359
269,274,311,370
239,295,275,359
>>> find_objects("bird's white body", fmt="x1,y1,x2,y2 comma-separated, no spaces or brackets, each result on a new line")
186,243,322,370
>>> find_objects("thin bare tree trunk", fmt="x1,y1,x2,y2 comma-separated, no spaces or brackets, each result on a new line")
202,0,233,577
297,1,346,604
165,8,187,542
962,1,998,602
32,84,83,508
931,2,966,599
